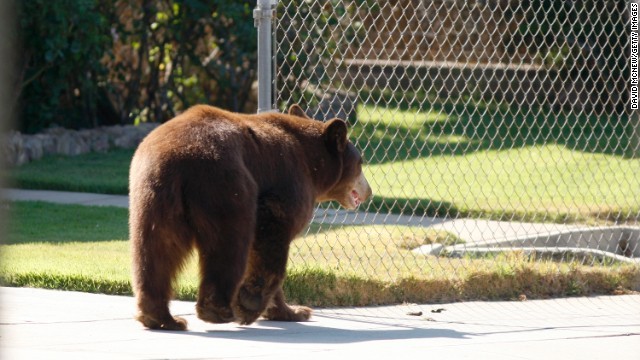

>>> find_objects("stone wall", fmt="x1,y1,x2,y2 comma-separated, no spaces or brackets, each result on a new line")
2,123,159,167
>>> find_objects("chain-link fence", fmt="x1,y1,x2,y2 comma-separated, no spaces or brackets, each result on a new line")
270,0,639,303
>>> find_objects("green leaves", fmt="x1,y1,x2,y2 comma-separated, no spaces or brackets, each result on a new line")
17,0,259,133
18,0,112,133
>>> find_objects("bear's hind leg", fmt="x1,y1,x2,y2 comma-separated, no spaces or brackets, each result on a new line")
135,296,188,331
132,229,192,331
195,223,253,324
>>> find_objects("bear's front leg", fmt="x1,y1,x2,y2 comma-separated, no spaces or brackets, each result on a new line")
234,248,285,325
262,287,312,322
234,192,313,325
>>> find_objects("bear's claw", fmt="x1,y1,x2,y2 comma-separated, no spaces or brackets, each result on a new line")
136,313,188,331
234,304,263,325
263,304,313,322
196,304,235,324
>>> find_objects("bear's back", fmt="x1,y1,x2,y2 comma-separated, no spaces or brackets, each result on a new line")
131,105,328,195
139,105,323,158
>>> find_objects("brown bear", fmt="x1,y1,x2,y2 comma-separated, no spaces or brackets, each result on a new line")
129,104,372,330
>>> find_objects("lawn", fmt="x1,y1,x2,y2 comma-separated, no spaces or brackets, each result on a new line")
9,149,132,195
9,104,640,224
2,201,638,306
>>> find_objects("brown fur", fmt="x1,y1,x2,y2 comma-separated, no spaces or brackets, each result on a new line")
130,104,371,330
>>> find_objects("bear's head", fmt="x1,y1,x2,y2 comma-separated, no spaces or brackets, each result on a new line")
289,105,373,210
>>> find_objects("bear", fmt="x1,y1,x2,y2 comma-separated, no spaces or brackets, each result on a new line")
129,104,372,330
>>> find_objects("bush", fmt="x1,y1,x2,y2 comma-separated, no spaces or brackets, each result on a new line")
16,0,112,133
105,0,258,124
15,0,258,133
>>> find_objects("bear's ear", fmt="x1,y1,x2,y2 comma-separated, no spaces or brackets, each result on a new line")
323,118,348,154
288,104,309,119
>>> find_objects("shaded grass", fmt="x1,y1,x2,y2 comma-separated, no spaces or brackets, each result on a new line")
5,201,128,243
1,201,638,306
8,149,132,194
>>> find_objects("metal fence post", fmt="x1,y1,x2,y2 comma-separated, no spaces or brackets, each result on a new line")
254,0,276,113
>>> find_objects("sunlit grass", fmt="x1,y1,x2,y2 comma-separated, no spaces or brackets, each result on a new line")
6,201,128,244
364,145,640,220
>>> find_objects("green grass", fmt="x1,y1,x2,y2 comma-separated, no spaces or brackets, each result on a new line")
364,144,640,223
8,104,640,224
2,201,638,306
353,104,640,223
9,149,132,194
6,201,129,243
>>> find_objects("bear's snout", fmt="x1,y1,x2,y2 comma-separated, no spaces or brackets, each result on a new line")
351,172,372,208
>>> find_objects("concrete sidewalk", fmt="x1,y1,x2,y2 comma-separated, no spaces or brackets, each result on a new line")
1,287,639,359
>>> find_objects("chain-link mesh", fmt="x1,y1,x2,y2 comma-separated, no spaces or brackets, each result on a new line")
274,0,639,302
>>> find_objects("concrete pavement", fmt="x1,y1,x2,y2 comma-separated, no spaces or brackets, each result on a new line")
1,287,639,359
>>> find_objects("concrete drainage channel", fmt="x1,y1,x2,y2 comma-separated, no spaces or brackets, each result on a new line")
312,209,640,265
413,226,640,264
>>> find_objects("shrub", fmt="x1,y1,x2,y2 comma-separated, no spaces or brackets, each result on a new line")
16,0,112,133
105,0,258,124
15,0,258,133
